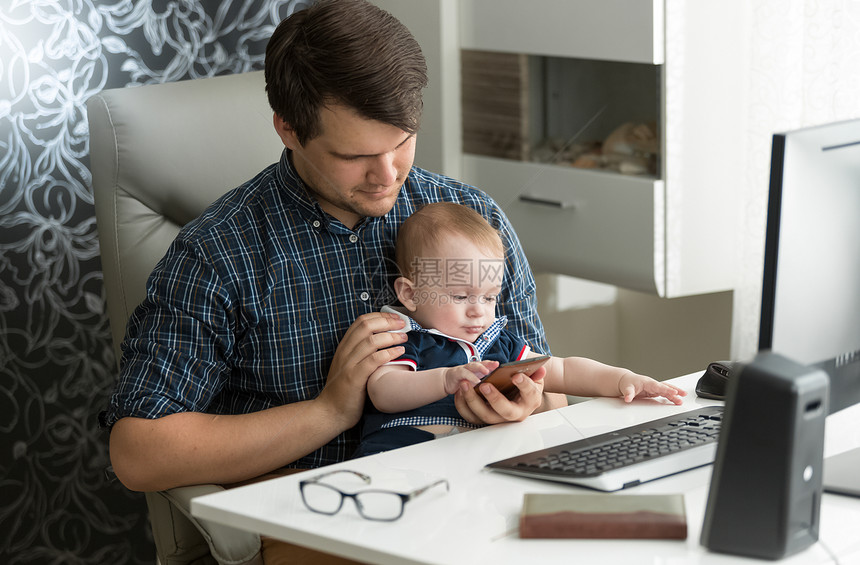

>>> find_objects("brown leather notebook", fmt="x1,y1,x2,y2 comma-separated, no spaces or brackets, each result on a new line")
519,493,687,539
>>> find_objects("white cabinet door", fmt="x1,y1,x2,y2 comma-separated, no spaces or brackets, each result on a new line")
459,0,664,64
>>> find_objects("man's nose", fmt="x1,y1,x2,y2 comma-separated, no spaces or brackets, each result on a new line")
367,152,398,186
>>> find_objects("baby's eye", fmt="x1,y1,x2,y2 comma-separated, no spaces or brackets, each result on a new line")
451,295,468,303
483,295,498,303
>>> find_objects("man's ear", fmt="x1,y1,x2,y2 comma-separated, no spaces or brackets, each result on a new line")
394,277,417,312
273,113,300,150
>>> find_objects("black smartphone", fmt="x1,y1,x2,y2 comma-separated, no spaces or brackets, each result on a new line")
473,355,551,400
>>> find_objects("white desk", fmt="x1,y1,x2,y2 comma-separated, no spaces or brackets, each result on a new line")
191,372,860,564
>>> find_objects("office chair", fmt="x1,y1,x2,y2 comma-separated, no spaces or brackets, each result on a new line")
88,71,282,565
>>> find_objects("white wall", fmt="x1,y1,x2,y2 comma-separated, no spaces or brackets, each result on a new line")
536,274,732,380
731,1,860,362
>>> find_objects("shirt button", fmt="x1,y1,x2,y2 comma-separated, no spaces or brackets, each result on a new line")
360,292,370,301
469,356,479,362
312,220,321,228
349,234,358,243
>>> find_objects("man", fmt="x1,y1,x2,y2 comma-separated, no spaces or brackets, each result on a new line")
103,1,562,560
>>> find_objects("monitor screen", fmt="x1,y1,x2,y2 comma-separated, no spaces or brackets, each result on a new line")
759,118,860,414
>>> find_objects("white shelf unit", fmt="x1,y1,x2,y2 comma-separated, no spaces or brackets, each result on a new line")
375,0,744,298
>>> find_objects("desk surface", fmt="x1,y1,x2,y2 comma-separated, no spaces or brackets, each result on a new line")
191,372,860,564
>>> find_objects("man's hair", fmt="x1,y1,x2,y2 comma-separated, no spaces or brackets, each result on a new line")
396,202,504,280
265,0,428,145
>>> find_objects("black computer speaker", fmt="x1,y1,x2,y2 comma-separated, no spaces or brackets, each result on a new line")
701,352,829,559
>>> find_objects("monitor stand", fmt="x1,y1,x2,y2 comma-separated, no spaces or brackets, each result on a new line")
819,353,860,498
823,448,860,497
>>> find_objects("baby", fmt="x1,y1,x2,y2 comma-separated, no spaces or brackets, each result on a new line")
355,202,685,457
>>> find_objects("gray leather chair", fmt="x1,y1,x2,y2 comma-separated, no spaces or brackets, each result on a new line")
88,71,283,565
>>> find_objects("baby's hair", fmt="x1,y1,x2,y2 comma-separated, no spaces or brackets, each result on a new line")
396,202,504,279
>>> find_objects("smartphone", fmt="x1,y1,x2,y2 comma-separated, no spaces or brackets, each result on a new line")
473,355,551,400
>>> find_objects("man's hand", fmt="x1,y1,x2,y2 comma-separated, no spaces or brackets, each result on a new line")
453,366,547,425
315,311,407,429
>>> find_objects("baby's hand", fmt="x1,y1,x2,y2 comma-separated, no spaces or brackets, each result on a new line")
618,373,687,405
443,360,499,395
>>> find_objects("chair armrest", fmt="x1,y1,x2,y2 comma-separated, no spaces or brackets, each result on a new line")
148,485,262,565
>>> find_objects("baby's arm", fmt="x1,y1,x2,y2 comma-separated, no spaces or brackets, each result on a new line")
367,361,499,413
540,355,686,405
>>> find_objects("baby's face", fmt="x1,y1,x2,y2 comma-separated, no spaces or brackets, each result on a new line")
407,235,504,342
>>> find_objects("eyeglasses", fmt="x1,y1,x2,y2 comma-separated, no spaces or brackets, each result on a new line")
299,469,449,521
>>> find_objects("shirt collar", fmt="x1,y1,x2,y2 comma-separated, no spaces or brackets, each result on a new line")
275,149,327,227
380,305,508,357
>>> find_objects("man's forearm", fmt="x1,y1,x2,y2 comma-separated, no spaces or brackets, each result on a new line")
109,399,348,492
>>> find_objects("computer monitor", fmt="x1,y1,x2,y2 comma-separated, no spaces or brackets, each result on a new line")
758,117,860,496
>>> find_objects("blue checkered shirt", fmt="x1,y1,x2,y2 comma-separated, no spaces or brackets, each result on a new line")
102,149,548,469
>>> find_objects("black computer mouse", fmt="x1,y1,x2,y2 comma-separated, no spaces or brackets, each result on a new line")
695,360,735,400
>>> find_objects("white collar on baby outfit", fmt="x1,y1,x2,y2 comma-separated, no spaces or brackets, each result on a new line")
380,305,509,361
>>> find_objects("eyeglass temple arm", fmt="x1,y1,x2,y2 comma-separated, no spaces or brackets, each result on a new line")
405,478,449,501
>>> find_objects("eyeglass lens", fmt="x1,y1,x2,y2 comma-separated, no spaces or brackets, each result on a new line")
301,483,344,514
353,491,403,520
302,483,404,521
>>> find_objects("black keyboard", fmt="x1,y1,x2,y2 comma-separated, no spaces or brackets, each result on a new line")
486,405,724,491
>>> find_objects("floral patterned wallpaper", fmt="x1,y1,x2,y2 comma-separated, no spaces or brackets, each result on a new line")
0,1,309,563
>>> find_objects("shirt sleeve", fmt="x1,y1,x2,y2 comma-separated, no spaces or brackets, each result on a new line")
386,332,421,371
102,236,234,428
494,328,532,362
